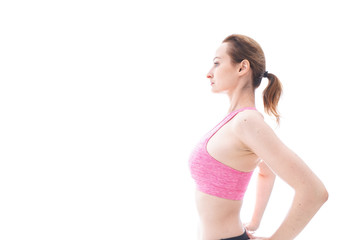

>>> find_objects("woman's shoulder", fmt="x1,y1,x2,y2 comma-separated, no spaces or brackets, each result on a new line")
232,109,266,134
236,108,264,124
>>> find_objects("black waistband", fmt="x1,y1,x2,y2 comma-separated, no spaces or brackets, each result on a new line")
221,230,249,240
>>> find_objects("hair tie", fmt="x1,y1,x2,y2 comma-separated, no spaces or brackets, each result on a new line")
263,71,268,78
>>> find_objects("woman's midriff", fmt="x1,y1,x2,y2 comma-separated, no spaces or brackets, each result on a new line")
196,190,245,240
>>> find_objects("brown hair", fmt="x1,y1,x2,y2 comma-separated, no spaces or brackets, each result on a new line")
223,34,282,123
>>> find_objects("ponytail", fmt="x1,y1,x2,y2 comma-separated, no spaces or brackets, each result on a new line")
263,73,282,124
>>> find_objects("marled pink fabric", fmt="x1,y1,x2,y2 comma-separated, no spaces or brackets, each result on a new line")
189,107,256,200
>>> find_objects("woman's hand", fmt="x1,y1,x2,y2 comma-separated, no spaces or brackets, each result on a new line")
246,231,270,240
244,221,259,232
244,222,260,239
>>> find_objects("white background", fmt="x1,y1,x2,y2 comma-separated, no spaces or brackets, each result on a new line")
1,0,359,239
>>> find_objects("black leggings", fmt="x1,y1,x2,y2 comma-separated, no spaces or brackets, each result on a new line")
221,230,249,240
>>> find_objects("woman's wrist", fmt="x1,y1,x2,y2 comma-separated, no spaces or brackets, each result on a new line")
245,220,260,232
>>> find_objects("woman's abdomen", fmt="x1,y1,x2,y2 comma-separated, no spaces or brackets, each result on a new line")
195,190,246,239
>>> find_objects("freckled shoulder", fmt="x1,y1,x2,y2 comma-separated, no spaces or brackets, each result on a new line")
231,109,265,135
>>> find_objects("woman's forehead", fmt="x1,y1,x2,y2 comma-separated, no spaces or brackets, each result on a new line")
215,43,229,58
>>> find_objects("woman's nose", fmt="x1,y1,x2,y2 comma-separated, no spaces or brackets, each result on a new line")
207,72,213,79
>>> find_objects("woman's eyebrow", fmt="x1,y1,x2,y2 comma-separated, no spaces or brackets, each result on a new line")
213,57,221,61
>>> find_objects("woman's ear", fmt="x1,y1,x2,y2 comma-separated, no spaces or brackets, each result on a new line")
238,59,250,73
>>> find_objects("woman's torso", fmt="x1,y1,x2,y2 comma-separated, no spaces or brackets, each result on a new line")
194,109,260,239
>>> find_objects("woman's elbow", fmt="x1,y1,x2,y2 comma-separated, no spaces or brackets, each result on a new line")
319,185,329,203
297,181,328,205
309,183,329,205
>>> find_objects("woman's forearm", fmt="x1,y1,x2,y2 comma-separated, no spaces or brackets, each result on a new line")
270,187,328,240
249,172,275,229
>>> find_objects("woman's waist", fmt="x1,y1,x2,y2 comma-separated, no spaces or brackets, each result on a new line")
200,219,245,240
196,190,243,222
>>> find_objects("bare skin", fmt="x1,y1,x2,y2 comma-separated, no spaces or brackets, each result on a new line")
197,42,328,240
196,108,260,240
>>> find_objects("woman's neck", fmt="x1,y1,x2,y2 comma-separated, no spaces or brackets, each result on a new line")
227,88,256,114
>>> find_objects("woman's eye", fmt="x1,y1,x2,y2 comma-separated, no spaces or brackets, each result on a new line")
214,62,219,66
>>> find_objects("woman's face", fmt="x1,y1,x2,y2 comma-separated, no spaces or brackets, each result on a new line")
207,42,240,93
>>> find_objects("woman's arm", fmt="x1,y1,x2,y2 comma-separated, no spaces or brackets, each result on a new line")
235,112,328,240
246,160,276,232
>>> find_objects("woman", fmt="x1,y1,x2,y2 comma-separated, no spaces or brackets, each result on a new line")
188,34,328,240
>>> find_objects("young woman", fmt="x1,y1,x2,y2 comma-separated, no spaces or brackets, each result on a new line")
188,34,328,240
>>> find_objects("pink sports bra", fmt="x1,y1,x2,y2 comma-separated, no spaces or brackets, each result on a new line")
189,107,256,200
